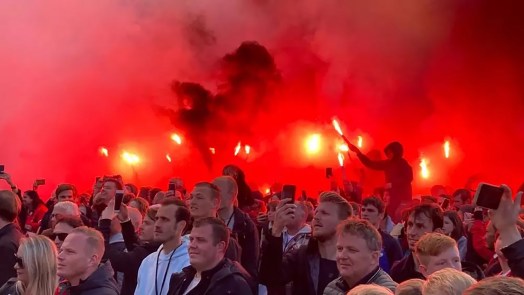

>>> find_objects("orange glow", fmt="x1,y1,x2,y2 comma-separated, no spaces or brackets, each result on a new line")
166,154,172,163
305,134,322,154
357,136,363,148
99,147,108,157
338,152,345,167
245,145,251,155
209,147,216,155
122,151,140,165
420,158,430,179
332,119,344,136
339,144,349,152
265,188,270,194
170,133,182,145
234,142,242,156
444,140,450,159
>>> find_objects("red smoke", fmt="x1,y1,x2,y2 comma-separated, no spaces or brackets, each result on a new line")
1,0,523,198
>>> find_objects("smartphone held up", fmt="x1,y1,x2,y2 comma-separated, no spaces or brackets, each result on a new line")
473,183,505,210
114,190,125,212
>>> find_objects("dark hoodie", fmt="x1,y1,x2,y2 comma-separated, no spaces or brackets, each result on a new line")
167,258,255,295
356,142,413,216
57,261,119,295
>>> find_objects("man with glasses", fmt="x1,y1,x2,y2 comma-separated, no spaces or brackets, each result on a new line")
52,216,84,249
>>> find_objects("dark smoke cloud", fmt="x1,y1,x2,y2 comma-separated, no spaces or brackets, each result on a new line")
1,0,523,197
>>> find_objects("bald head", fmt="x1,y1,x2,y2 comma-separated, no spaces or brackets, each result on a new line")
212,176,238,209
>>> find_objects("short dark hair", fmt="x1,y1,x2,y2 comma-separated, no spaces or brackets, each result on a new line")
337,219,382,252
443,210,465,241
161,198,190,232
56,216,84,228
55,183,77,198
362,196,386,214
409,203,444,230
24,190,45,209
193,217,229,248
0,190,18,222
453,189,472,203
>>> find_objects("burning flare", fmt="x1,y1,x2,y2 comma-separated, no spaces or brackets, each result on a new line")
166,154,172,163
444,140,450,159
357,136,363,148
332,119,344,136
244,145,251,155
209,147,216,155
234,142,242,156
338,152,345,167
99,147,109,157
122,151,140,165
306,134,322,154
339,144,349,152
420,158,430,179
170,134,182,145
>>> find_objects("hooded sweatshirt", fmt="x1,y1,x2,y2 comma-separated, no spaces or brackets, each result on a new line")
56,261,119,295
134,239,190,295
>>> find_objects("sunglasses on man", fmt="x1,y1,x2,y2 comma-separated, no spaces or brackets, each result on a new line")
50,233,69,241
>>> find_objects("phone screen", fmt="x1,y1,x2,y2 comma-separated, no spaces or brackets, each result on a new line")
282,185,296,203
473,183,504,210
114,190,125,212
36,179,46,185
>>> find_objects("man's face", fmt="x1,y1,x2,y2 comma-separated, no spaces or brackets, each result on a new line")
154,205,179,243
53,222,75,250
57,233,94,280
336,233,379,281
100,181,117,200
312,202,341,241
453,195,465,208
188,224,225,272
189,187,217,219
288,206,306,228
139,215,155,242
361,204,383,228
406,212,435,250
419,246,461,276
57,190,74,203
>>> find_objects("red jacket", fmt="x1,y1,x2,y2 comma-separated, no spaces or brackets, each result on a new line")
25,203,48,232
470,220,495,263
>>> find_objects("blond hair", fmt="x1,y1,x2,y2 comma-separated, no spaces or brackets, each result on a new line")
395,279,424,295
17,236,58,295
423,268,476,295
319,191,353,219
347,284,394,295
463,276,524,295
71,226,105,260
414,232,457,266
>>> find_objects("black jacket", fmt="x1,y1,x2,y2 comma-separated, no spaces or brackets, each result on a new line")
390,253,424,283
380,230,403,273
0,278,20,295
99,218,160,295
501,238,524,279
231,207,259,280
260,235,336,295
167,258,254,295
0,223,24,287
323,267,398,295
57,261,119,295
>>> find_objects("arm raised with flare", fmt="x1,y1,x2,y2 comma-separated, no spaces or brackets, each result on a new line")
347,143,389,171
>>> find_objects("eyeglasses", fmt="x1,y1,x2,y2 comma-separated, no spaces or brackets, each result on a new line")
51,233,69,241
14,254,24,269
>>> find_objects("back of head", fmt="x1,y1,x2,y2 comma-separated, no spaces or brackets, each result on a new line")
348,284,394,295
395,279,424,295
423,268,476,295
415,233,457,266
19,235,58,295
463,276,524,295
384,141,404,159
212,176,238,203
70,226,105,262
131,197,149,216
319,191,353,219
0,190,18,222
53,201,80,216
127,207,143,230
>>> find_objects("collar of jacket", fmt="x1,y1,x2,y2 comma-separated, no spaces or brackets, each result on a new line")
335,266,381,291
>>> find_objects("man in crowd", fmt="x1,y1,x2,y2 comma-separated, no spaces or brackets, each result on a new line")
348,141,413,222
414,232,461,277
56,226,119,295
324,219,397,294
52,216,84,249
41,200,81,236
360,196,403,273
452,189,472,210
167,217,254,295
260,191,353,295
0,190,24,287
280,201,312,253
135,198,191,295
390,203,444,283
213,176,259,279
188,181,241,261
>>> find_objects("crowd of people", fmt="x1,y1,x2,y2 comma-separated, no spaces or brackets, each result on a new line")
0,142,524,295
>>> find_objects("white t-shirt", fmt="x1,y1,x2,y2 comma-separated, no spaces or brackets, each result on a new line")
183,273,202,295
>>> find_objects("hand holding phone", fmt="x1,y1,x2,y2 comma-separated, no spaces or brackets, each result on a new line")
473,183,504,210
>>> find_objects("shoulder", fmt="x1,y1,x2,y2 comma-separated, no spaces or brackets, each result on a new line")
374,269,398,290
323,277,346,295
